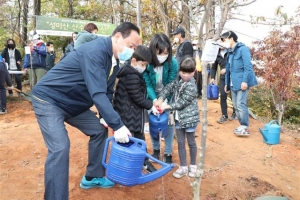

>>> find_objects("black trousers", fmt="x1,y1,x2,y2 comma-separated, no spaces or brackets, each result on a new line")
219,77,235,117
8,73,22,94
194,71,202,97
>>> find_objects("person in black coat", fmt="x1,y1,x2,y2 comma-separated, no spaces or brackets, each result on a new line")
0,59,13,114
210,46,236,123
1,39,22,97
113,45,159,173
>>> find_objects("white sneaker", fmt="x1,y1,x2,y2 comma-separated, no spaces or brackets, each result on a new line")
234,125,247,132
234,128,250,136
173,166,188,178
189,165,197,177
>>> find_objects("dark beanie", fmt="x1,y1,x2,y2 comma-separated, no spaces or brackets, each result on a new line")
221,31,238,42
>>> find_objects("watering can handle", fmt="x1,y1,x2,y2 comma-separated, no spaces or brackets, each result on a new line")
268,120,279,125
102,136,114,169
127,137,147,149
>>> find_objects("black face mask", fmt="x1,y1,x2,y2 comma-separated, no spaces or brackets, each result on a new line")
7,44,15,49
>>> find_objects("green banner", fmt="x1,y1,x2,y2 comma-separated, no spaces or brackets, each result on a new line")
36,16,116,37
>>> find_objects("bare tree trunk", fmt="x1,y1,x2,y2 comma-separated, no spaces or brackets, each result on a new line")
191,61,208,200
197,0,214,48
205,1,215,38
33,0,41,28
120,0,125,23
110,0,116,24
22,0,29,47
181,0,190,39
16,0,22,41
156,0,170,36
68,0,73,17
276,104,285,125
191,1,214,199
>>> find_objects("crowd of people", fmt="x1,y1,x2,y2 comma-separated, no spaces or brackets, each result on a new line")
0,22,257,200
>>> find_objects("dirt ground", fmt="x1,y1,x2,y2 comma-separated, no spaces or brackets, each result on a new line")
0,92,299,200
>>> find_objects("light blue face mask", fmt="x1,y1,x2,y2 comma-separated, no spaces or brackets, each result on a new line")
118,46,134,61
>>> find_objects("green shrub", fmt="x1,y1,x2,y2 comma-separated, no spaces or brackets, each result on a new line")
248,84,300,125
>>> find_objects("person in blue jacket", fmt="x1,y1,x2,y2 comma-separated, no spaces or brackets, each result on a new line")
23,34,47,86
31,22,141,200
143,33,179,164
222,31,257,136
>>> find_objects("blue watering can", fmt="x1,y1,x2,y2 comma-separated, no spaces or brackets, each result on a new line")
102,137,174,186
149,111,168,140
259,120,281,145
207,83,219,100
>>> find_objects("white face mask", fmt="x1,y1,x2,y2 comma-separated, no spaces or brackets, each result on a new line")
193,46,198,50
222,41,231,49
157,54,168,64
32,39,39,45
135,65,145,73
179,71,195,82
174,37,179,44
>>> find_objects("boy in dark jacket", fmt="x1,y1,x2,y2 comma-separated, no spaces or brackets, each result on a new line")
113,45,159,173
45,42,56,71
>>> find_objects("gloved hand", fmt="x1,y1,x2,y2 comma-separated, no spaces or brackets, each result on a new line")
151,106,159,115
114,125,132,143
6,85,14,90
100,118,108,128
33,46,37,50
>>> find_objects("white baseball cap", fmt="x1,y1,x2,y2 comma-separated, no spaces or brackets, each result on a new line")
192,40,198,45
32,34,40,40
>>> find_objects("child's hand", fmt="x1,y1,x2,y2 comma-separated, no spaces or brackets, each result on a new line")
151,106,159,115
153,98,163,107
159,103,171,112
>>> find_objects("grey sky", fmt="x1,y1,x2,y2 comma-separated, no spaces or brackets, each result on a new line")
224,0,299,46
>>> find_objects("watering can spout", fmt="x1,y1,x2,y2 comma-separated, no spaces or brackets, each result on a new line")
259,128,268,142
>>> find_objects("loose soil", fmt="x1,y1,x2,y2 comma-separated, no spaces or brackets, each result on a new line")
0,91,299,200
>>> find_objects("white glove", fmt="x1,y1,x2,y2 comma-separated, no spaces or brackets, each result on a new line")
151,106,159,116
100,118,108,128
7,85,14,90
114,125,132,143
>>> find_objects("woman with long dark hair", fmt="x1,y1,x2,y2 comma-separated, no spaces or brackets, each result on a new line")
1,39,22,97
143,33,178,164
